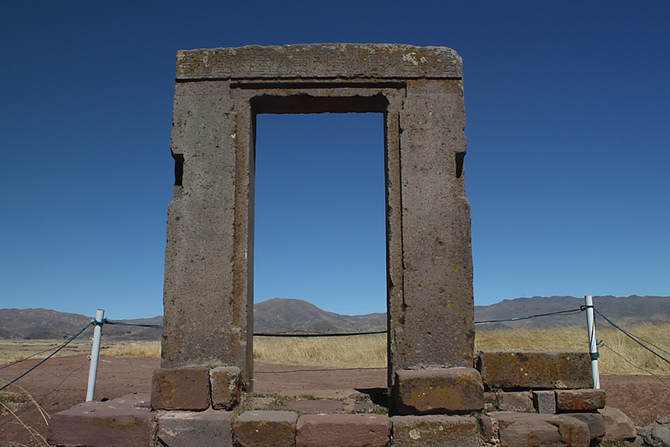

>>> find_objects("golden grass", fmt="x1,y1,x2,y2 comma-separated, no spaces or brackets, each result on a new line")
254,334,386,368
475,323,670,376
0,385,50,447
0,390,29,415
0,340,91,365
253,323,670,375
475,327,589,352
101,341,161,358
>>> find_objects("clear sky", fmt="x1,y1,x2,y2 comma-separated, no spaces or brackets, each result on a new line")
1,1,668,319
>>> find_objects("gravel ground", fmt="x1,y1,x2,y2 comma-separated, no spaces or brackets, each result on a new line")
1,355,668,446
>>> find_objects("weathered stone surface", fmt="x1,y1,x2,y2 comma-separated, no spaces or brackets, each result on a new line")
233,411,297,447
556,389,606,412
162,78,249,378
498,391,534,412
47,394,153,447
176,44,463,80
562,412,606,442
394,368,484,415
210,366,242,410
481,412,590,447
639,415,670,447
479,414,500,445
533,390,557,414
390,77,473,379
477,351,592,390
152,368,210,410
157,410,232,447
600,406,637,442
392,415,480,446
296,414,390,447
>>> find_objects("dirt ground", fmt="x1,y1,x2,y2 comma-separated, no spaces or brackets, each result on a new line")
1,355,669,446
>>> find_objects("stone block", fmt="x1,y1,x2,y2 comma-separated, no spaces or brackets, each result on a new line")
157,410,233,447
394,368,484,415
47,394,153,447
176,44,463,80
639,415,670,447
391,415,480,446
296,413,390,447
556,389,606,412
479,413,499,445
481,412,590,447
210,366,242,410
533,390,557,414
562,412,606,442
600,406,637,442
152,368,210,410
477,351,592,390
626,436,645,446
233,410,297,447
498,391,534,412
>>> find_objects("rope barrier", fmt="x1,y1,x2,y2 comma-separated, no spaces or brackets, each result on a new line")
254,330,386,337
474,307,585,325
104,320,163,329
0,322,93,392
254,306,588,336
75,305,589,337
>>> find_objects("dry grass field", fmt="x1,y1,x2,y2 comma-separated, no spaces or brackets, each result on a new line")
2,323,668,376
253,323,670,375
475,324,670,376
0,340,92,365
254,334,386,368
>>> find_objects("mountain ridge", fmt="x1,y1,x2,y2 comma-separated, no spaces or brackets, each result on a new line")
1,295,668,340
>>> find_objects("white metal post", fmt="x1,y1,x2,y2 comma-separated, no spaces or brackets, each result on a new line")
585,296,600,389
86,309,105,402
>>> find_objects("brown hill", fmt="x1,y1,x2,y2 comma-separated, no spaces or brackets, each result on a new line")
253,298,386,334
0,308,162,341
474,295,670,330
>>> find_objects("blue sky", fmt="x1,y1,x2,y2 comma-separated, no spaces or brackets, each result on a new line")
1,1,668,319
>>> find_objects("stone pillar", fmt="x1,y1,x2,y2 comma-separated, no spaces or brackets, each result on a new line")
389,77,474,378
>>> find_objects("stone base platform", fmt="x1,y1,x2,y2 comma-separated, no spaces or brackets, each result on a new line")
47,393,154,447
47,389,638,447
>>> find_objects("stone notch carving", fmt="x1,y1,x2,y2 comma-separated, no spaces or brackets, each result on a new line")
160,44,474,393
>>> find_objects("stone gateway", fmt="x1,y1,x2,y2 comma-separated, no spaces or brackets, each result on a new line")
160,44,474,393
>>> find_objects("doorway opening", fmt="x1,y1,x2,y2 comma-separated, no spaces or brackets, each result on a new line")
253,113,387,395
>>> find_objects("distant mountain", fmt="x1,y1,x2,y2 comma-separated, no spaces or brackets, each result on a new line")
0,308,162,341
1,295,667,340
474,295,670,330
254,298,385,334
